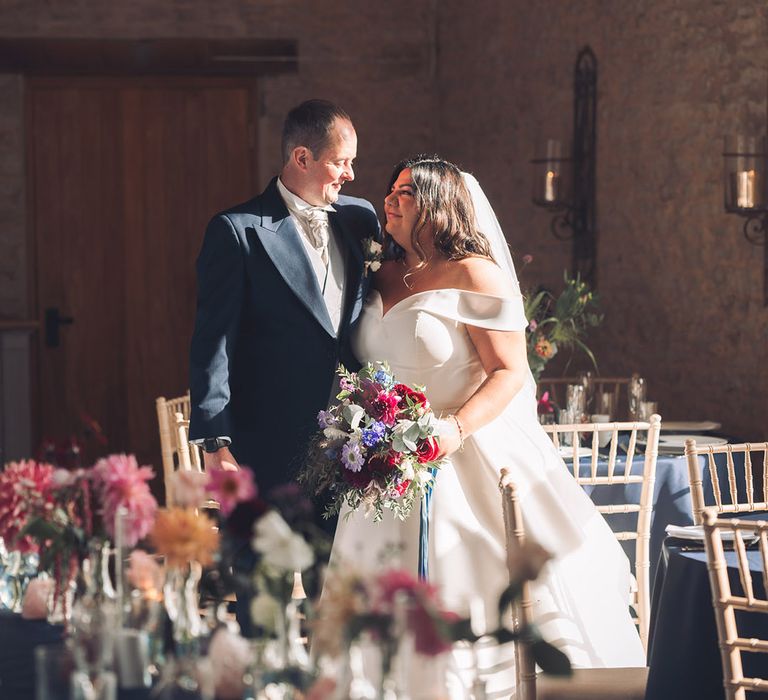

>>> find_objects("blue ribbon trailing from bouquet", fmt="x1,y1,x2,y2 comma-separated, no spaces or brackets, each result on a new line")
418,467,439,581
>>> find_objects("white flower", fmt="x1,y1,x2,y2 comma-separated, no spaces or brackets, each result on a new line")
368,260,382,272
252,511,315,571
369,240,383,255
399,458,415,481
417,470,435,486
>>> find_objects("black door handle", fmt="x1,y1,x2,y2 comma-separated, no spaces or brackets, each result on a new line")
44,307,74,348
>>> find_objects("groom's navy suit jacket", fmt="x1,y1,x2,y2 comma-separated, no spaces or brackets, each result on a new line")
189,177,379,492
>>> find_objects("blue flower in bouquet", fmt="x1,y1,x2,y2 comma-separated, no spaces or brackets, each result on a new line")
361,421,386,448
317,410,336,429
341,441,365,473
374,369,394,388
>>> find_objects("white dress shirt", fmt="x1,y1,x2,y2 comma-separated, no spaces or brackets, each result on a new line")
277,178,346,334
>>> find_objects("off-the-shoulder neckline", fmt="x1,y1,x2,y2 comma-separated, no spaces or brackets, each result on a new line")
371,287,520,319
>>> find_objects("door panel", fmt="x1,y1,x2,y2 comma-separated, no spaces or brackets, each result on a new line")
29,78,256,469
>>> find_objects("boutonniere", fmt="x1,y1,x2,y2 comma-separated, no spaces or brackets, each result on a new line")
362,237,383,275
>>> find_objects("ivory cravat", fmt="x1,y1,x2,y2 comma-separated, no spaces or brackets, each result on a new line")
303,207,331,266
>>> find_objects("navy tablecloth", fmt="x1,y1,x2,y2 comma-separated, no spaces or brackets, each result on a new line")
646,527,768,699
569,448,749,584
0,611,152,700
568,453,692,584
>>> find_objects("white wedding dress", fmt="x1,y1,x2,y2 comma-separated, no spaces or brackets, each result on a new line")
330,286,646,698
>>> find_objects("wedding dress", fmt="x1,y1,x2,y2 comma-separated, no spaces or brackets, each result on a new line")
329,176,645,699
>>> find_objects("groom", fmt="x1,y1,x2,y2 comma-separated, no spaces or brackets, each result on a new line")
189,99,379,495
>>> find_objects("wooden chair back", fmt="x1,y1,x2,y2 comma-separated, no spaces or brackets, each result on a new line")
542,415,662,651
156,393,191,504
499,468,537,700
702,508,768,700
686,440,768,526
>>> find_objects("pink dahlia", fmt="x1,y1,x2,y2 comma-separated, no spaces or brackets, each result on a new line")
92,454,157,547
0,460,55,553
370,391,401,426
207,467,257,516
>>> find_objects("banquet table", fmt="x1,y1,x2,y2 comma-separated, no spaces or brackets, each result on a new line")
568,451,693,584
0,611,153,700
567,446,749,584
645,527,768,700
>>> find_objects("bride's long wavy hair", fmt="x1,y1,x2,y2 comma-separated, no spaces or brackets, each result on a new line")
385,155,495,270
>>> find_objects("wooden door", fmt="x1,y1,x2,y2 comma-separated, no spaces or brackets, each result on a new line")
28,77,256,469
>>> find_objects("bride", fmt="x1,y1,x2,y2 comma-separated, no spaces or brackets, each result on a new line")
329,155,645,697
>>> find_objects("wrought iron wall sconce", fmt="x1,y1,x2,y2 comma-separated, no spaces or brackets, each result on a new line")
722,135,768,305
531,46,598,287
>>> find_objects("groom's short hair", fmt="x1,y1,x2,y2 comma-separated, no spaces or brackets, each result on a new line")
281,99,352,164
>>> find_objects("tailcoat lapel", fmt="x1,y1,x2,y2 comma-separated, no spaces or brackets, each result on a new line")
329,209,366,332
254,180,336,337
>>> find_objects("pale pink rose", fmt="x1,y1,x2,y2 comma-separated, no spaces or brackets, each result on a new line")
21,578,53,619
208,628,251,699
125,550,163,594
170,470,210,508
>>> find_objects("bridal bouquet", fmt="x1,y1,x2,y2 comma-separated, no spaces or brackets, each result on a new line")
300,362,444,522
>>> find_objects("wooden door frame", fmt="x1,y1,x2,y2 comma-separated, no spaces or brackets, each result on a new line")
24,75,260,452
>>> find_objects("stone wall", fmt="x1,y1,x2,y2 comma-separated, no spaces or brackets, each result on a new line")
438,0,768,439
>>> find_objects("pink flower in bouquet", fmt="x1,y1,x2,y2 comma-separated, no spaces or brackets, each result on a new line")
370,390,401,426
92,454,157,547
171,470,210,508
207,467,256,516
0,460,55,553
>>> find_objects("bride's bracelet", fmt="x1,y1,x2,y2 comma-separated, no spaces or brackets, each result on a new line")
447,414,465,451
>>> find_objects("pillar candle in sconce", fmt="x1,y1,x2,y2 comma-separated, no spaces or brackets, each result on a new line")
544,170,559,202
722,134,768,305
734,169,757,209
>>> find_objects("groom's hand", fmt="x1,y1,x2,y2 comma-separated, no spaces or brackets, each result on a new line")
203,446,240,472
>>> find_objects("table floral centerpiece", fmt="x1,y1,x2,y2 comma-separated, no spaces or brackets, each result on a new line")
520,256,603,382
0,454,157,622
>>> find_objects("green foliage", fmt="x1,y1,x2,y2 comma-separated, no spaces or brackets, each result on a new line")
524,272,603,381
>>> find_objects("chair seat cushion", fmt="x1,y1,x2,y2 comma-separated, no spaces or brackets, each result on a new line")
537,666,648,700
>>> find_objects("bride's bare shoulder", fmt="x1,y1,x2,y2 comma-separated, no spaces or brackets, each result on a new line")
452,256,516,296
